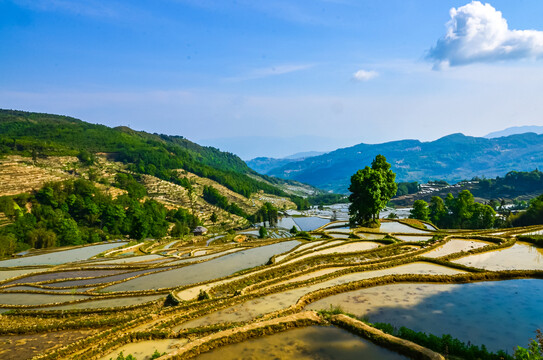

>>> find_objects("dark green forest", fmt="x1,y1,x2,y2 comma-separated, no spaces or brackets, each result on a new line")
0,177,201,257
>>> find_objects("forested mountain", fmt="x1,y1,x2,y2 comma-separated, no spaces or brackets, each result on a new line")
267,133,543,193
0,109,300,198
0,109,318,257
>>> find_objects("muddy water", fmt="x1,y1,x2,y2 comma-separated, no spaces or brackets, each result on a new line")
98,339,189,360
101,241,300,292
280,242,379,265
379,222,430,234
453,242,543,270
195,326,407,360
423,239,490,258
0,242,127,267
0,292,90,306
0,268,47,282
5,269,128,285
177,262,464,329
45,268,172,287
307,279,543,353
357,233,386,240
394,235,432,242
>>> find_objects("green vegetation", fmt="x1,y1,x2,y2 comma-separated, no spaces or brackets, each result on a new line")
111,352,136,360
0,178,178,256
511,194,543,227
371,322,512,360
396,181,419,196
409,190,496,229
476,170,543,199
202,185,248,218
514,330,543,360
349,155,397,226
409,200,430,221
250,202,278,226
0,109,287,199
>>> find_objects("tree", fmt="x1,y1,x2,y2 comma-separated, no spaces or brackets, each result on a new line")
349,155,397,226
429,196,448,227
258,226,267,238
210,212,218,224
410,200,430,221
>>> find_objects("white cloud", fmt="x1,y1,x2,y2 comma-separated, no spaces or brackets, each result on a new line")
352,69,379,82
428,1,543,69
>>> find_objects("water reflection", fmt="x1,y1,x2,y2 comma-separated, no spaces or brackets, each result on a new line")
309,279,543,352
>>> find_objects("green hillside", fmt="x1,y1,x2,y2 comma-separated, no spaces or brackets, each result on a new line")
0,109,287,198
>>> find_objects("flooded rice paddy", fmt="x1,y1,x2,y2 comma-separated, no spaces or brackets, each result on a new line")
423,238,491,258
378,222,430,234
307,279,543,352
195,326,407,360
453,242,543,270
0,242,127,267
179,262,465,329
2,219,542,359
101,240,300,292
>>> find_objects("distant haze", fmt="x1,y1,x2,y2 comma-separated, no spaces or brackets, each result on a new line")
199,136,354,160
484,126,543,138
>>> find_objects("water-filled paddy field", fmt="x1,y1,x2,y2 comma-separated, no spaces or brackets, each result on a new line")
1,219,542,360
307,279,543,353
0,242,127,267
195,326,408,360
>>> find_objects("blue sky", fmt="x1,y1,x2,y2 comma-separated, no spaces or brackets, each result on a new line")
2,1,543,158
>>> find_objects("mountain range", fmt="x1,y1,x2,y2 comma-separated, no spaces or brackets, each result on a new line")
263,132,543,194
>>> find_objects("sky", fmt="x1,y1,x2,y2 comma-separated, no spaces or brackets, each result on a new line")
2,0,543,159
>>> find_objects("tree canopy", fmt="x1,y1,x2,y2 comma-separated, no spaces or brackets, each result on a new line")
349,155,397,226
411,190,496,229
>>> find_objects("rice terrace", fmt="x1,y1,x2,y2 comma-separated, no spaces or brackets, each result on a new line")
1,214,543,359
3,0,543,359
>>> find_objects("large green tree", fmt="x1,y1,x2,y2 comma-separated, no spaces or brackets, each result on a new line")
349,155,397,225
410,200,430,221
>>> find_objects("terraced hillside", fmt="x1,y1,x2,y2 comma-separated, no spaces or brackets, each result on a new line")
1,219,542,359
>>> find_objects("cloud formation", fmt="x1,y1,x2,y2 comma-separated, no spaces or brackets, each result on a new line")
352,69,378,82
428,1,543,69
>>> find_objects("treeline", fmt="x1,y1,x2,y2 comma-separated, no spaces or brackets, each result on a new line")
409,190,496,229
0,177,200,257
396,181,419,197
475,169,543,198
0,109,287,200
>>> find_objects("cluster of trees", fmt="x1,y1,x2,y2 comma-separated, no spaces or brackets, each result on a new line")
349,155,397,225
396,181,420,197
510,193,543,227
0,177,199,257
250,202,279,227
202,185,247,218
475,170,543,198
409,190,496,229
